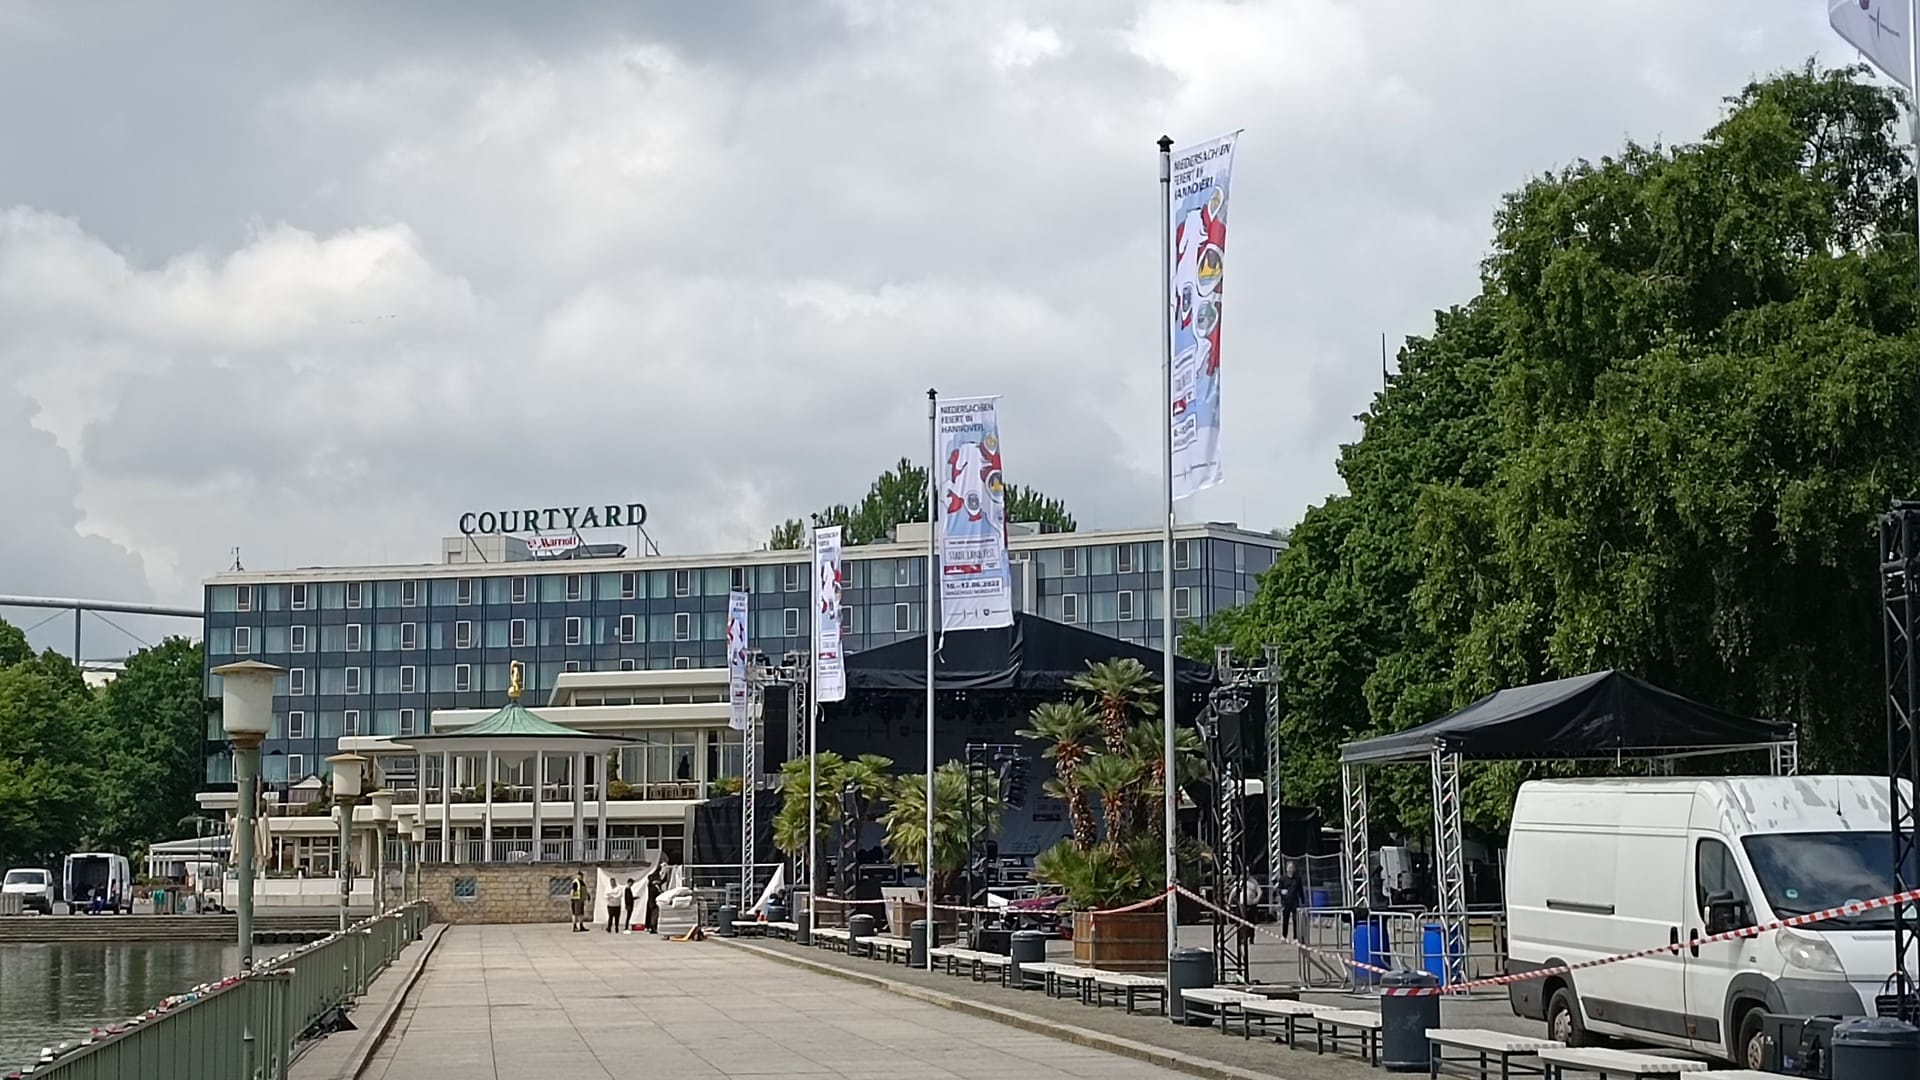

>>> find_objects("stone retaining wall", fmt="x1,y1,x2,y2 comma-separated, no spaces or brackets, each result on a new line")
421,862,651,925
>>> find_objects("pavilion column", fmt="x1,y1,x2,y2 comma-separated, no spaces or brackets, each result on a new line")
416,750,427,856
595,752,608,862
440,751,452,864
572,750,586,862
531,751,544,861
483,749,495,863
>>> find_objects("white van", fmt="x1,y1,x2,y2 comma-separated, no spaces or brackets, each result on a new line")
62,852,132,914
1505,776,1912,1069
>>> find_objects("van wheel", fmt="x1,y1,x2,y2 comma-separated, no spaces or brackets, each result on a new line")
1736,1008,1770,1070
1547,987,1587,1048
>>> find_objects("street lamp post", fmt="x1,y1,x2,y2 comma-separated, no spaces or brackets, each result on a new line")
212,660,283,973
369,789,394,913
393,807,416,906
327,753,368,932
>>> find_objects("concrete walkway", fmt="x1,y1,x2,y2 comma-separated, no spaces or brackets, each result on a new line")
360,924,1204,1080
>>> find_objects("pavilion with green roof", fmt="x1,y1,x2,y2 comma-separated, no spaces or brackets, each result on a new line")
405,661,634,863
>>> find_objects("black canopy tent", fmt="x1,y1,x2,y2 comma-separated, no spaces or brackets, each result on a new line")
1336,669,1797,986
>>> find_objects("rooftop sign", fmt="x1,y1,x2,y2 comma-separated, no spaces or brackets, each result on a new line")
459,503,647,536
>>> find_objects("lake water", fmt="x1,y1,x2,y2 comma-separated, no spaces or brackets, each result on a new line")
0,940,236,1071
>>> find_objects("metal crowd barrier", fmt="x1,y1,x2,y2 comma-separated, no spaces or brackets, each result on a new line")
11,901,430,1080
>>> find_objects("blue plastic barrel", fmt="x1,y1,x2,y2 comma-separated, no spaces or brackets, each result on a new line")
1421,923,1462,985
1309,888,1330,910
1353,917,1385,985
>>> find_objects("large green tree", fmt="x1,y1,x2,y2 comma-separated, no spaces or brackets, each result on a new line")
1188,63,1920,838
93,637,210,852
767,457,1076,548
0,643,99,870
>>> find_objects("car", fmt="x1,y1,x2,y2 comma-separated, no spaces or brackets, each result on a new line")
1504,775,1912,1070
3,867,56,914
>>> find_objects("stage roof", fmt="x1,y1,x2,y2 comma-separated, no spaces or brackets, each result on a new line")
843,613,1216,693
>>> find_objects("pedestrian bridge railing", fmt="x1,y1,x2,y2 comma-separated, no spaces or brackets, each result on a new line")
6,901,430,1080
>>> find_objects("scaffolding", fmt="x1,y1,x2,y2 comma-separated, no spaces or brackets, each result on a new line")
1879,502,1920,1022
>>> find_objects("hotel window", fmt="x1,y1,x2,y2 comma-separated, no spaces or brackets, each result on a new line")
619,614,637,643
287,625,306,653
236,585,253,613
673,656,693,669
565,617,583,645
454,664,472,692
235,626,253,655
1062,594,1079,624
455,621,473,649
1173,587,1192,618
291,583,309,610
400,665,417,693
287,710,306,738
784,608,801,637
894,603,911,633
344,667,363,695
345,710,362,736
512,577,529,604
566,574,584,601
346,623,364,652
1118,545,1136,574
1174,540,1191,570
674,569,692,597
346,581,364,608
730,567,749,592
895,561,913,587
673,613,692,641
400,622,418,651
619,658,637,672
784,564,803,592
287,754,305,782
399,709,416,736
1061,548,1079,576
509,619,527,647
563,660,581,673
456,578,474,606
1117,590,1136,621
289,668,307,696
401,580,419,607
621,572,637,600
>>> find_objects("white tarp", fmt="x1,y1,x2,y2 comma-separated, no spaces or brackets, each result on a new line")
748,863,786,916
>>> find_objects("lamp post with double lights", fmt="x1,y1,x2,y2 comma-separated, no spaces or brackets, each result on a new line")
212,660,283,972
369,789,394,912
326,752,368,931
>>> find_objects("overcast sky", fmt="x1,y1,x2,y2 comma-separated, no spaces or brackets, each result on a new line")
0,1,1864,653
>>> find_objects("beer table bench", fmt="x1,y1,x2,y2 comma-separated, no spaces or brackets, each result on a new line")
1042,965,1102,1003
813,927,851,952
866,935,913,963
1229,998,1334,1046
1309,1008,1385,1066
1425,1028,1563,1080
764,921,800,941
1090,972,1166,1014
1177,987,1268,1030
1532,1047,1708,1080
930,947,1012,983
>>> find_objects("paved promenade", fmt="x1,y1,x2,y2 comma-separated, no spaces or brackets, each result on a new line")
359,924,1207,1080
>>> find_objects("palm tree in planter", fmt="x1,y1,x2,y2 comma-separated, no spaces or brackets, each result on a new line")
1124,718,1207,836
1068,658,1161,756
1017,701,1098,849
880,761,1000,910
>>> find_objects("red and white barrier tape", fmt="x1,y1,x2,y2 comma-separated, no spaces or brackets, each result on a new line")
815,888,1169,918
1177,882,1920,998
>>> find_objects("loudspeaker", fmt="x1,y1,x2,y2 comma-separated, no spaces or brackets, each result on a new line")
763,685,792,767
1215,708,1244,760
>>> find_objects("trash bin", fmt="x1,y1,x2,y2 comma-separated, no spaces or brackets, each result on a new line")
796,908,812,947
911,920,933,968
1167,947,1214,1024
717,904,738,938
1010,930,1048,990
1379,970,1440,1072
848,912,876,952
1831,1016,1920,1080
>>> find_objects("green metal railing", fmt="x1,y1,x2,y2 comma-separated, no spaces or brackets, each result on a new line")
8,902,430,1080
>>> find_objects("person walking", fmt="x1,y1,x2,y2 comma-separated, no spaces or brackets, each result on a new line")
622,877,637,932
643,864,665,934
603,874,623,933
569,871,588,932
1277,861,1304,940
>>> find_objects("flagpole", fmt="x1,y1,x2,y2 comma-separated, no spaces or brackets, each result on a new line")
808,524,820,896
926,386,940,970
1157,134,1179,975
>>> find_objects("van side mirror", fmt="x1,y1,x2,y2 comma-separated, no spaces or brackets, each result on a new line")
1705,890,1749,934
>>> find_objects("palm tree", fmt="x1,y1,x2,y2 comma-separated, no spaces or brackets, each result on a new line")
1018,701,1099,850
1123,719,1206,835
1068,658,1161,756
772,752,846,860
1075,753,1145,845
881,761,1000,900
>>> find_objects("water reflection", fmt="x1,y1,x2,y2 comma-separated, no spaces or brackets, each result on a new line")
0,940,235,1070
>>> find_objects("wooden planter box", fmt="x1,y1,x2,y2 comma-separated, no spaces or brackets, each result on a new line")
1073,910,1166,972
887,899,959,937
810,902,849,928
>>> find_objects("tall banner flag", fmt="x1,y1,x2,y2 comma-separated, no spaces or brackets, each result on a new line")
937,396,1015,632
1167,131,1240,500
813,526,847,703
1830,0,1913,89
726,590,750,730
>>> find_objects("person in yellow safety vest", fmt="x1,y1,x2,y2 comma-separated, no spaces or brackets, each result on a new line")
569,872,588,932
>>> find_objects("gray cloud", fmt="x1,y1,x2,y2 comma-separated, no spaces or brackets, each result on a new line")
0,0,1859,644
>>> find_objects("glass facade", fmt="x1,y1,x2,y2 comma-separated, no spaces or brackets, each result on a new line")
201,528,1281,783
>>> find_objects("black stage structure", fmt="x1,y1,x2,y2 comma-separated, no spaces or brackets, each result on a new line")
1879,502,1920,1022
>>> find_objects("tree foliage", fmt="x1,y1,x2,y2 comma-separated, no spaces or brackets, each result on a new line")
1186,63,1920,839
766,456,1077,548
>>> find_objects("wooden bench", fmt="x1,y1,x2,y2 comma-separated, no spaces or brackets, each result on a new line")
1090,972,1166,1014
1177,987,1267,1029
1533,1047,1709,1080
1043,964,1103,1003
1014,960,1064,992
1229,998,1333,1046
813,927,851,952
867,935,914,964
933,947,1013,984
1309,1008,1385,1066
1426,1029,1564,1080
764,921,800,941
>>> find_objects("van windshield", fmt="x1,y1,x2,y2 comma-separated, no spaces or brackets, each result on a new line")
3,870,47,885
1740,831,1917,929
